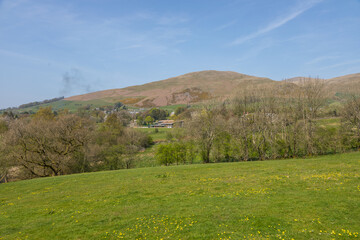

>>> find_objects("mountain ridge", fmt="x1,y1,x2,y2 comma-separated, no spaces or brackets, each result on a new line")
65,70,360,107
65,70,276,107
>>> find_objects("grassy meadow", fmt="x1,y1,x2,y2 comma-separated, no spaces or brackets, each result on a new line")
135,128,173,142
1,152,360,239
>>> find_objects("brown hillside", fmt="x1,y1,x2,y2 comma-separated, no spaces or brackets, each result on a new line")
283,73,360,95
325,73,360,94
65,71,360,107
65,70,275,107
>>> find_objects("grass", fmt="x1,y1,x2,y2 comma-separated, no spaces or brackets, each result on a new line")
158,104,188,112
1,152,360,239
10,99,113,113
5,99,190,114
316,117,341,129
135,128,174,142
133,128,175,168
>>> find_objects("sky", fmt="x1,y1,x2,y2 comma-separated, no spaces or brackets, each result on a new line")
0,0,360,109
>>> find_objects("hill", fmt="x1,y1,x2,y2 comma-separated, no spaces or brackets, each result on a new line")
0,152,359,239
3,71,359,113
284,73,360,95
66,70,276,107
66,70,360,108
326,73,360,95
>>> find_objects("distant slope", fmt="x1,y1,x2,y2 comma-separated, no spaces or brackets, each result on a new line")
283,73,360,95
325,73,360,94
66,70,275,107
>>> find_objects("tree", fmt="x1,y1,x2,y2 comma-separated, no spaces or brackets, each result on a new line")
175,106,187,116
145,108,169,121
0,120,8,134
33,106,55,121
114,102,124,110
298,78,326,155
156,144,174,166
105,113,123,132
188,107,221,163
0,131,9,183
4,115,93,177
145,116,154,125
342,95,360,149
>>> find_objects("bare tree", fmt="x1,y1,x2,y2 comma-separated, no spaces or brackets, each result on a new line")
4,115,93,177
188,107,222,163
342,94,360,148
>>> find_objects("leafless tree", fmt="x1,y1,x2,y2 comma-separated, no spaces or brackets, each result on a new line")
4,115,93,177
342,94,360,148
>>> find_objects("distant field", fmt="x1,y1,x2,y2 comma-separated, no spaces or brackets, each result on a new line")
133,128,179,168
158,104,188,112
316,117,341,129
11,99,113,113
1,152,360,239
135,127,174,142
5,100,190,114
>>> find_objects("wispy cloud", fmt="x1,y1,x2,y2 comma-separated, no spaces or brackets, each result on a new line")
0,0,190,62
318,59,360,71
235,39,275,62
306,55,339,65
230,0,324,45
215,20,237,31
157,15,189,25
0,48,66,69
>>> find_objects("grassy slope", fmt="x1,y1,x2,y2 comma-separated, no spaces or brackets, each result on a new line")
10,100,187,114
135,128,173,142
1,152,360,239
7,99,114,113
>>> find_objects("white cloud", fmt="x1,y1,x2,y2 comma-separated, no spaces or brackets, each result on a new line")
230,0,324,45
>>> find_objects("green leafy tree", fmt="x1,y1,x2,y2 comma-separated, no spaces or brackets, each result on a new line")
33,106,55,121
156,144,174,166
114,102,124,109
145,116,154,125
148,108,169,120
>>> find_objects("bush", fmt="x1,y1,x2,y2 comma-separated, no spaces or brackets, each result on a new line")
156,141,194,166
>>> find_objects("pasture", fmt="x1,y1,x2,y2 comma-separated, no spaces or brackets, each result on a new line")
0,152,359,239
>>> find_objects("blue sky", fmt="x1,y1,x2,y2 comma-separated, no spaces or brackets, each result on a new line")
1,0,360,108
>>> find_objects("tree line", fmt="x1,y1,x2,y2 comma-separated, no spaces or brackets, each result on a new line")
0,107,152,182
156,79,360,165
0,97,64,112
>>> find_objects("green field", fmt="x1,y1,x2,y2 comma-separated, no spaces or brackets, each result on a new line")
158,104,188,112
1,152,360,239
133,128,182,168
135,128,174,142
7,99,113,113
1,97,190,114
